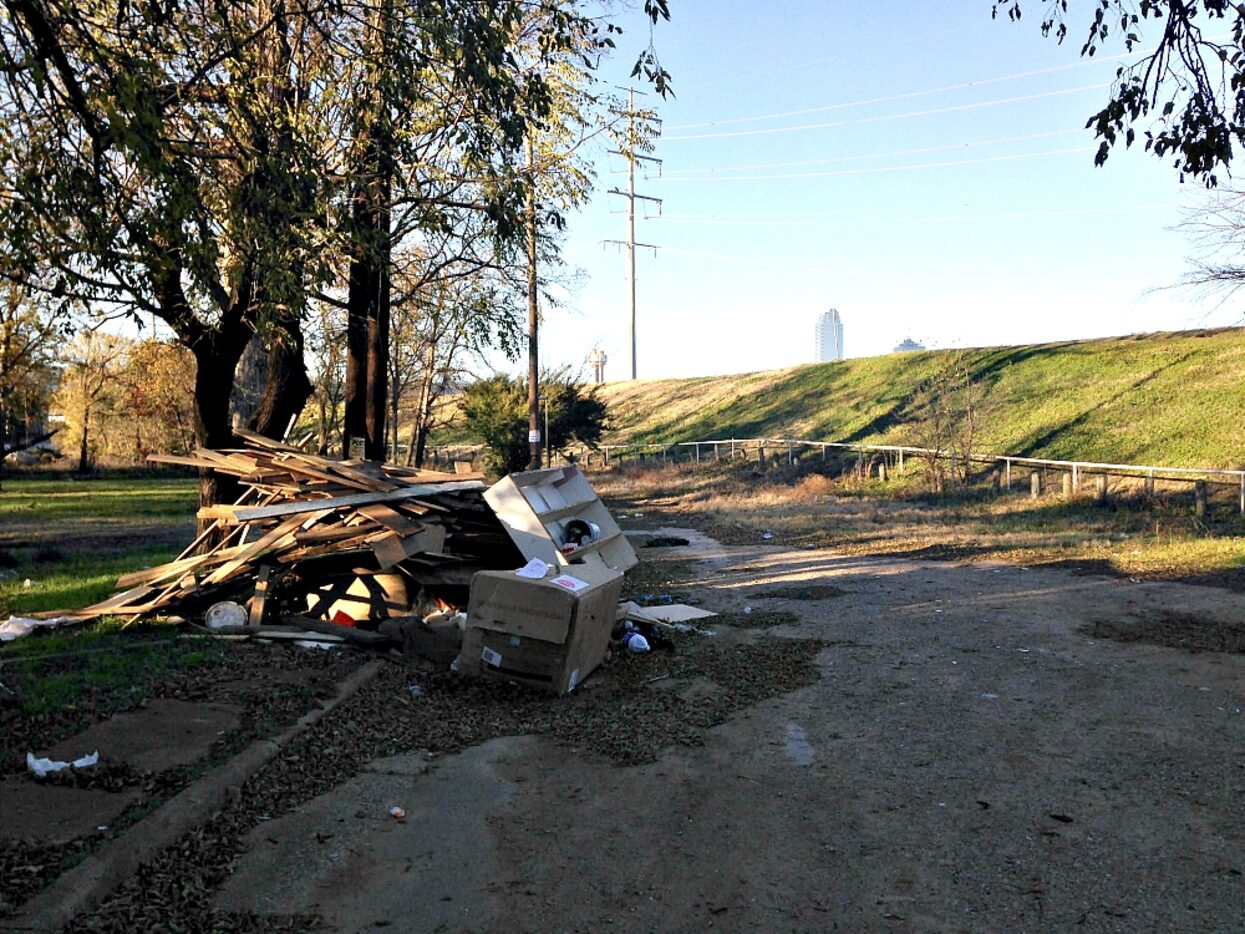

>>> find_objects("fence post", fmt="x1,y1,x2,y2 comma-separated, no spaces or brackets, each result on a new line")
1031,472,1041,499
1005,458,1011,491
1240,473,1244,516
1062,473,1073,499
1195,480,1208,519
1145,470,1154,498
821,443,827,462
1072,464,1079,492
695,443,700,464
897,449,904,475
1095,474,1108,505
787,440,794,466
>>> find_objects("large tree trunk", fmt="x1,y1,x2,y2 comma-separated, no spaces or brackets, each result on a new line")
248,316,314,441
190,324,253,534
343,132,391,462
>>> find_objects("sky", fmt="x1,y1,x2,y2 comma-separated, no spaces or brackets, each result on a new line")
531,0,1245,382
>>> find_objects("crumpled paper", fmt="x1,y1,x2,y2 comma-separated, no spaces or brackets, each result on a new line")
26,750,99,778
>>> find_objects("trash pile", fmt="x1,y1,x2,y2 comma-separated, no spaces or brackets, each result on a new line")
42,433,716,694
65,429,522,624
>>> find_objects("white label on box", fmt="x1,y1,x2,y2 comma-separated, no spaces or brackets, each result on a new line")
568,668,581,692
550,574,590,593
481,647,503,667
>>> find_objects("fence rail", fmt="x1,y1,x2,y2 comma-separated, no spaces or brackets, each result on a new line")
426,437,1245,515
591,437,1245,515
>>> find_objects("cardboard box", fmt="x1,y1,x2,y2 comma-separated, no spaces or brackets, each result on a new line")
456,563,624,694
484,467,637,572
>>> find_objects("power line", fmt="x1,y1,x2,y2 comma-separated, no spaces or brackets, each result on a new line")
652,201,1183,227
666,57,1127,131
651,145,1095,183
661,128,1084,175
664,83,1108,141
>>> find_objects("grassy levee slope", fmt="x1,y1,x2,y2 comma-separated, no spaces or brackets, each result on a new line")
600,328,1245,468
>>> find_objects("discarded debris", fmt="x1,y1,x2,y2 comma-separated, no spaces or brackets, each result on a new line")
27,750,99,778
55,430,521,625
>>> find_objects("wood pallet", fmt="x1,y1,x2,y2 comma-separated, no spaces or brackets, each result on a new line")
65,433,520,624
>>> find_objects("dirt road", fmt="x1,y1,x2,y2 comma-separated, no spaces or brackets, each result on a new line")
210,530,1244,932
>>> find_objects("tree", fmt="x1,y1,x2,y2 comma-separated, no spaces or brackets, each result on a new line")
0,0,672,500
461,369,607,475
54,331,127,474
115,339,198,460
995,1,1245,184
0,281,71,485
905,353,978,493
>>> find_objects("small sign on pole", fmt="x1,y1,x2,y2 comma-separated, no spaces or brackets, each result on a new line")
528,430,541,444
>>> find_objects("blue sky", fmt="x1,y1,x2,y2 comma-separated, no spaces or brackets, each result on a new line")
533,0,1240,381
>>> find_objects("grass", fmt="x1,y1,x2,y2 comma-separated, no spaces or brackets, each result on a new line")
0,477,196,617
594,459,1245,590
597,328,1245,469
0,619,224,718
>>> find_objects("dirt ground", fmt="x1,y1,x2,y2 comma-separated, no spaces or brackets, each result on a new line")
5,526,1244,931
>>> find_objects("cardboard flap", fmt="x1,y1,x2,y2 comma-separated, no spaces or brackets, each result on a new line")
468,570,579,643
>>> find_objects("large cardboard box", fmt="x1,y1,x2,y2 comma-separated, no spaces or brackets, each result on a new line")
456,563,625,694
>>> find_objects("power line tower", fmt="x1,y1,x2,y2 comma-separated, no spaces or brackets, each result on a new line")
605,87,661,380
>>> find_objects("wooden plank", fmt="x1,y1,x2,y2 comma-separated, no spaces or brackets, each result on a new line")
283,615,395,645
78,584,158,615
204,514,306,584
272,452,399,493
228,481,483,522
371,525,447,569
231,427,306,454
248,565,273,627
356,503,425,535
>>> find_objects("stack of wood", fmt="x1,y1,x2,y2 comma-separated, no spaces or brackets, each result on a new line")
68,429,523,623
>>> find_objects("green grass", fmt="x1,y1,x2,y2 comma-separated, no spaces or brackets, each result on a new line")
0,477,196,617
0,477,196,523
0,619,225,717
0,546,183,617
597,328,1245,469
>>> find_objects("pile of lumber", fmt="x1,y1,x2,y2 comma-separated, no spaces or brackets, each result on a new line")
69,430,522,622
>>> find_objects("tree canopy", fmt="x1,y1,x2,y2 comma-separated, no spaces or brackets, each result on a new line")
995,1,1245,184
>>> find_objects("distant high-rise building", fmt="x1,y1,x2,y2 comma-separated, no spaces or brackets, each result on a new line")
894,337,925,352
814,309,844,362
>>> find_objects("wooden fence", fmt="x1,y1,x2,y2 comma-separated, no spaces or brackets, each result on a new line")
593,437,1245,516
427,436,1245,515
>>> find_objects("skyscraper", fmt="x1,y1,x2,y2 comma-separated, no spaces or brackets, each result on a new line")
815,309,844,362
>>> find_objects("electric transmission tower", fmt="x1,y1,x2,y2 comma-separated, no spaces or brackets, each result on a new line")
605,87,661,380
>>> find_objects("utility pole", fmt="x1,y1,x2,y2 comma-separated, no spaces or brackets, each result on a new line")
606,88,661,380
526,136,542,470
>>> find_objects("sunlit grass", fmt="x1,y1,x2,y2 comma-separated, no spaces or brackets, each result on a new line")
595,460,1245,588
0,546,183,616
597,328,1245,469
0,477,196,522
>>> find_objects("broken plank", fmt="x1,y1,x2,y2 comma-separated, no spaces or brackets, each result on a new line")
228,481,484,522
283,615,395,645
204,514,306,585
371,525,447,569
